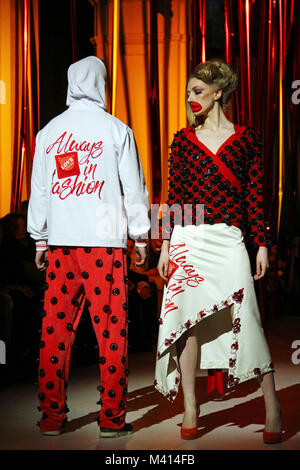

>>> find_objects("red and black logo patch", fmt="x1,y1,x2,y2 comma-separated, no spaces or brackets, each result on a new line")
55,152,80,179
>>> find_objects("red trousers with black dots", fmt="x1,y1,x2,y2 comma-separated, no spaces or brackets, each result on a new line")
38,246,129,432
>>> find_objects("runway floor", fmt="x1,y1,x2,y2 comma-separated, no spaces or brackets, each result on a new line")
0,315,299,451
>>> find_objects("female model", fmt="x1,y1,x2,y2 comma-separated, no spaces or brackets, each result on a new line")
155,59,282,443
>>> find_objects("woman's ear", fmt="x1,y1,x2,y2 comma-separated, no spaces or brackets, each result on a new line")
214,89,222,101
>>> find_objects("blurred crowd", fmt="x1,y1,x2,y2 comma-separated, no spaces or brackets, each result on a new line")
0,202,44,386
0,202,164,387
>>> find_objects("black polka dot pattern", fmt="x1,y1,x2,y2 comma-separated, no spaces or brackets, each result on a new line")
38,246,129,431
163,127,270,248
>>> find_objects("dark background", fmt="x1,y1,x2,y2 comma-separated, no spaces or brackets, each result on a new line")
39,0,94,127
38,0,261,128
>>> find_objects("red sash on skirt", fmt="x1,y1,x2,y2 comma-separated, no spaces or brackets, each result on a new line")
182,126,247,193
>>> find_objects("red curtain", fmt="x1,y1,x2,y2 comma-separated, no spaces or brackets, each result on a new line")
11,0,39,212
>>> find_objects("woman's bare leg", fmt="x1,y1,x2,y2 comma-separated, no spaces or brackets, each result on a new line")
257,372,281,432
230,305,281,432
176,325,198,428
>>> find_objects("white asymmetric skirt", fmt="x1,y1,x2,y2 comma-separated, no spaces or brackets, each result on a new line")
154,223,274,401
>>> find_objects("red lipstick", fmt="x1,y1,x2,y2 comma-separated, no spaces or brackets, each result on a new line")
190,102,202,113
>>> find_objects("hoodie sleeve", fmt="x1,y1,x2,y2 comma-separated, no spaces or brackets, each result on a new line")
118,127,150,240
27,131,48,243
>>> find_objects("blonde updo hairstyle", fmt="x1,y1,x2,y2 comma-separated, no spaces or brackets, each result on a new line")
186,59,238,127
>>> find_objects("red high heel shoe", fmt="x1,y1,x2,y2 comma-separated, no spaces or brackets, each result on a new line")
180,406,200,440
263,409,282,444
181,426,199,440
263,430,282,444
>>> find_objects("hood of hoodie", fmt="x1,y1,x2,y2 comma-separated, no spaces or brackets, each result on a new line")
66,56,107,110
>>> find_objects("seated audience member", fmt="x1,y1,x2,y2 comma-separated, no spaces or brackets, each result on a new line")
0,213,44,382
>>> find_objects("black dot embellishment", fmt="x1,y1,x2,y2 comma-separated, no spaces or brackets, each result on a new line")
119,378,125,386
97,385,104,393
39,369,45,378
61,285,67,294
96,259,103,267
94,316,100,324
42,413,48,420
48,272,56,280
43,282,49,291
114,261,121,268
123,388,128,395
111,316,118,324
40,340,45,349
66,272,74,280
108,390,115,398
109,366,116,373
121,356,126,364
123,303,128,311
46,326,54,334
41,310,47,318
63,248,70,255
110,343,118,351
105,409,113,417
56,369,62,378
120,329,127,337
50,402,58,410
55,260,60,268
67,323,73,331
103,305,110,314
106,248,113,255
46,382,54,390
50,356,58,364
125,369,129,376
58,343,65,351
119,400,124,408
103,330,109,338
105,274,113,282
94,287,101,295
99,357,106,365
112,288,120,296
39,393,45,401
84,247,91,253
82,271,89,279
57,312,65,319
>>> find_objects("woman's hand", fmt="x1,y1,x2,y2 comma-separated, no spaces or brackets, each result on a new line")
253,246,269,280
158,241,170,282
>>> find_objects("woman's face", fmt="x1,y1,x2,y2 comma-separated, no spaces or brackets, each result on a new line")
186,77,221,117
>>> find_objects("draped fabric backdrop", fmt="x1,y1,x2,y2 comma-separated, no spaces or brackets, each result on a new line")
0,0,39,216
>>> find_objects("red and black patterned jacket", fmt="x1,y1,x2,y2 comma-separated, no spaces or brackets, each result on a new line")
162,124,271,249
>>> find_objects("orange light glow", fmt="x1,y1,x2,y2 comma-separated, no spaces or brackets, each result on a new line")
112,0,120,116
277,0,284,236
